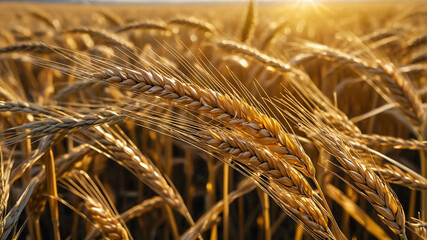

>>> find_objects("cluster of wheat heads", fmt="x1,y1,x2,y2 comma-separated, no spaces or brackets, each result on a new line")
0,1,426,239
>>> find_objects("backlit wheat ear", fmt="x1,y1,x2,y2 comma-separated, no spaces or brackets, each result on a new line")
168,17,216,33
27,144,92,219
302,125,406,237
240,0,256,43
261,20,287,50
290,43,425,127
1,172,42,240
278,92,407,237
0,42,57,54
315,110,426,150
67,28,136,52
120,197,164,222
115,20,168,33
7,110,124,140
368,163,427,190
84,126,190,216
92,67,315,177
408,217,427,239
98,10,123,27
352,133,426,150
217,39,296,74
29,9,61,30
314,110,361,135
199,129,313,197
268,182,333,239
0,149,12,233
60,170,130,240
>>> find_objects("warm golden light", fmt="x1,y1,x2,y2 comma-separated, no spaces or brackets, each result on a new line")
298,0,315,3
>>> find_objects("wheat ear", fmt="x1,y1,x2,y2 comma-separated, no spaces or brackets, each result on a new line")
85,126,190,216
92,67,315,177
199,129,313,197
408,217,427,239
120,197,164,222
61,170,130,240
352,133,426,150
290,44,425,127
0,42,58,54
67,28,136,52
168,17,215,33
29,9,61,30
10,110,124,139
1,172,42,240
27,144,92,218
0,150,12,232
368,163,427,190
303,126,406,237
98,10,123,27
240,0,256,43
115,20,168,33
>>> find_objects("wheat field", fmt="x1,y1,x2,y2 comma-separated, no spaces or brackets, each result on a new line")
0,1,426,239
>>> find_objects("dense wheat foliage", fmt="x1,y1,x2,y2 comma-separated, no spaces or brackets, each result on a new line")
0,1,426,239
